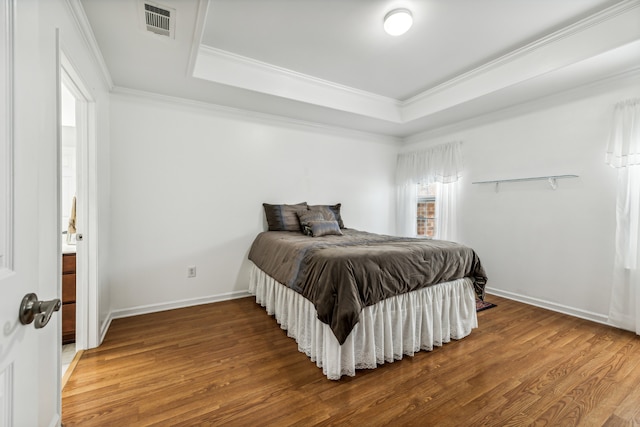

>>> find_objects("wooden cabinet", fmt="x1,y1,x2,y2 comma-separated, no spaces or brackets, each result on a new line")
62,253,76,344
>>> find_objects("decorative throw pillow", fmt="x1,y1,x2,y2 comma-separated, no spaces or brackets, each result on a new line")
308,203,345,228
263,202,307,231
296,210,325,235
308,220,343,237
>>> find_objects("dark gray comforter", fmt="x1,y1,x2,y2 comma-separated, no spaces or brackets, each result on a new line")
248,229,487,344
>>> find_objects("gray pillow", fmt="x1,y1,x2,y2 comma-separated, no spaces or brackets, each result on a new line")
308,203,345,228
309,220,343,237
263,202,307,231
296,210,325,235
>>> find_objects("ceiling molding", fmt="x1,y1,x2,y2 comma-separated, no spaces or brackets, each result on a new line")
186,0,208,78
110,86,402,146
403,0,640,109
79,0,640,138
193,45,402,123
64,0,114,90
195,45,399,104
400,0,640,122
402,65,640,146
193,0,640,130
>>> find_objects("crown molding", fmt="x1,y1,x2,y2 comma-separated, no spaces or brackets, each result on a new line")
186,0,209,77
402,0,640,108
110,86,402,146
198,45,400,105
111,63,639,149
399,0,640,124
193,0,640,128
194,45,403,123
64,0,114,90
402,66,640,146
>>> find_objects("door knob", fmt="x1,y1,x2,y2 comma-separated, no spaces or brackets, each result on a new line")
19,293,61,329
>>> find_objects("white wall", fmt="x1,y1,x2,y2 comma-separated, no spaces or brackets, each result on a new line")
108,93,399,314
403,77,640,322
47,0,113,342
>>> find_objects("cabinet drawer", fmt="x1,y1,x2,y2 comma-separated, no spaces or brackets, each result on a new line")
62,303,76,344
62,273,76,303
62,253,76,274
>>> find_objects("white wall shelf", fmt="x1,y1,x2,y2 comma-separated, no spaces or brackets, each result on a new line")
472,174,579,191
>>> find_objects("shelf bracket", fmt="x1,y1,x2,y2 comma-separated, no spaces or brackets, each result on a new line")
472,174,578,192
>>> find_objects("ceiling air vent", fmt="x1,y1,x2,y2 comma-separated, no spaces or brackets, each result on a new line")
142,2,175,39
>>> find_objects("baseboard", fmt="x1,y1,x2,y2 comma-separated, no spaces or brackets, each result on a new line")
99,312,113,346
100,288,613,345
109,290,252,320
61,349,84,391
486,287,610,326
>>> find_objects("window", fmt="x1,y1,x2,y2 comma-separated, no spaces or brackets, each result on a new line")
416,183,437,237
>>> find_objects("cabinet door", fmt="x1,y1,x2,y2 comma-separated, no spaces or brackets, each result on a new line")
62,253,76,274
62,273,76,303
62,303,76,344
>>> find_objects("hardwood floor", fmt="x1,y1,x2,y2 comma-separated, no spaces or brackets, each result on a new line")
62,295,640,426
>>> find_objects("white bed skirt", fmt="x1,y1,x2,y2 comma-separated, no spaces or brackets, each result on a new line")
248,263,478,380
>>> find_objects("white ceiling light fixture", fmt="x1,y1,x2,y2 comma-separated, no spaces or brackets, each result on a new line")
384,8,413,36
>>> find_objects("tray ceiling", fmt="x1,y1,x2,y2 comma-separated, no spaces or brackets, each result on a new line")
80,0,640,138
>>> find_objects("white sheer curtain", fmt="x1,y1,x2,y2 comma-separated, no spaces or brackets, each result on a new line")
396,141,463,240
434,180,459,241
606,98,640,335
396,178,418,237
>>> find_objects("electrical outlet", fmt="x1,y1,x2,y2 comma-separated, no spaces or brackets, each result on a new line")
187,265,196,278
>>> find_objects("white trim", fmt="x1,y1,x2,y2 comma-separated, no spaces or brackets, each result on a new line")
99,312,112,345
403,66,640,146
400,1,640,124
191,0,640,128
54,28,63,426
186,0,209,78
109,290,251,320
0,0,14,274
60,50,100,351
486,287,610,326
197,0,640,111
111,86,402,146
194,45,402,123
402,0,640,108
197,45,399,105
63,0,114,90
0,363,13,427
84,100,100,349
46,414,60,427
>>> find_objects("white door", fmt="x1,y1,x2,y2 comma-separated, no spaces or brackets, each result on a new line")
0,1,61,425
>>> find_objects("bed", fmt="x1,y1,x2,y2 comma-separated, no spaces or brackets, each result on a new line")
248,203,487,380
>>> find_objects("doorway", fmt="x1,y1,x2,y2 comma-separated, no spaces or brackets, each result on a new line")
58,51,100,385
60,78,78,377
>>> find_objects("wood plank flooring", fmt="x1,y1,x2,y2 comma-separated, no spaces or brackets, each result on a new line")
62,295,640,426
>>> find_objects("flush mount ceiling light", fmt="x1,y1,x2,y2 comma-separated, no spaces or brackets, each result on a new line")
384,8,413,36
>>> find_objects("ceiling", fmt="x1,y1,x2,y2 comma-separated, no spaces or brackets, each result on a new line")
80,0,640,139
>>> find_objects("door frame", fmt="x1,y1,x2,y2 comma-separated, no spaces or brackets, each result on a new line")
59,51,100,350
